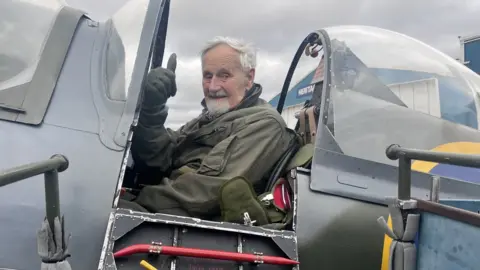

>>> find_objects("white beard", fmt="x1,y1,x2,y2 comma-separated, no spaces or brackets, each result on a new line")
205,97,230,115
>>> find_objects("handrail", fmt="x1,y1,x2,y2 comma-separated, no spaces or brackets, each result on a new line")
386,143,480,200
0,154,69,233
386,144,480,167
385,143,480,228
416,199,480,228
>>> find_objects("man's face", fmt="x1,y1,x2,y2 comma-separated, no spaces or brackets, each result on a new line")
202,44,255,114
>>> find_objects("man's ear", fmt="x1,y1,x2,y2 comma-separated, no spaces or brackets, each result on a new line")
246,68,255,88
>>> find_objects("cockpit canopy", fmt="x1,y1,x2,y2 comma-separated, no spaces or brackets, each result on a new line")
326,25,480,129
0,0,151,99
0,0,153,128
0,0,62,91
306,26,480,165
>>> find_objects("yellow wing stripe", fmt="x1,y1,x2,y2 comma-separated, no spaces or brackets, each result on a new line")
412,141,480,172
380,215,393,270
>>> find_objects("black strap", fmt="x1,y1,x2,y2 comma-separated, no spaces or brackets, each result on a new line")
264,129,301,192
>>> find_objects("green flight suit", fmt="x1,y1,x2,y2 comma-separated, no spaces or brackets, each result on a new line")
120,83,294,220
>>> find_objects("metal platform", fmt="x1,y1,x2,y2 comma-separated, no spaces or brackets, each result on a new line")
416,199,480,270
380,144,480,270
98,208,299,270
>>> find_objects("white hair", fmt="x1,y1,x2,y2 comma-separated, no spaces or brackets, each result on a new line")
200,36,257,71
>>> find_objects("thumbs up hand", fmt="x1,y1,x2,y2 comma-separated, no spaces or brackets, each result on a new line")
143,53,178,107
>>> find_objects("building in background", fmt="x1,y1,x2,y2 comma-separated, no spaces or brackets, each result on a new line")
460,34,480,74
268,70,317,128
269,70,441,129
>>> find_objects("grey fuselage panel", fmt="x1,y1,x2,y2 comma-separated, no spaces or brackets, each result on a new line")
295,169,387,270
0,16,126,270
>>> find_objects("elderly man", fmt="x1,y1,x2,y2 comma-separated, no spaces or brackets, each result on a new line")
119,36,294,224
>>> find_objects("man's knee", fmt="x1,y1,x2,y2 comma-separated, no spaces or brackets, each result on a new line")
117,198,149,212
117,197,192,218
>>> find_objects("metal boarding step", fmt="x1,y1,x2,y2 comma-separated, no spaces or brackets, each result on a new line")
415,199,480,270
380,144,480,270
98,208,299,270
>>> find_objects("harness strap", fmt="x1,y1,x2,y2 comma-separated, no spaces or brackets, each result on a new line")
298,109,307,144
306,107,317,143
297,106,318,145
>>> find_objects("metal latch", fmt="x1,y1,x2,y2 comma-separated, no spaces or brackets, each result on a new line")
243,212,256,226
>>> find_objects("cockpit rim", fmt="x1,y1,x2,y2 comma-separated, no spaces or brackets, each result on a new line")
108,0,170,208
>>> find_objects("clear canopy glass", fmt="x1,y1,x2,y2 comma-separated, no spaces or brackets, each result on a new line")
323,25,480,165
0,0,151,101
0,0,62,91
105,0,149,101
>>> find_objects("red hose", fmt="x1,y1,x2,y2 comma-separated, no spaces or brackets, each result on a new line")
113,244,151,257
113,244,299,265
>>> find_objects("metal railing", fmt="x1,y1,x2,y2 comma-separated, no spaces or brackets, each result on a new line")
386,144,480,200
0,154,69,233
386,144,480,227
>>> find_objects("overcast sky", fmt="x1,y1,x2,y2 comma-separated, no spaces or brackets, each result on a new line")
66,0,480,129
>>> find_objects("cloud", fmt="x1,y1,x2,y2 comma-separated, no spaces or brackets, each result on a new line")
66,0,480,128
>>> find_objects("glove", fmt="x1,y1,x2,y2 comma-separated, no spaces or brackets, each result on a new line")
143,53,177,108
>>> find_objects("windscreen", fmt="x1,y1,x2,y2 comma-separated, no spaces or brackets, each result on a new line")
105,0,149,101
268,46,324,129
0,0,62,91
324,25,480,165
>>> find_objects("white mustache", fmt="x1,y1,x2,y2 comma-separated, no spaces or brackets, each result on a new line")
207,89,228,98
